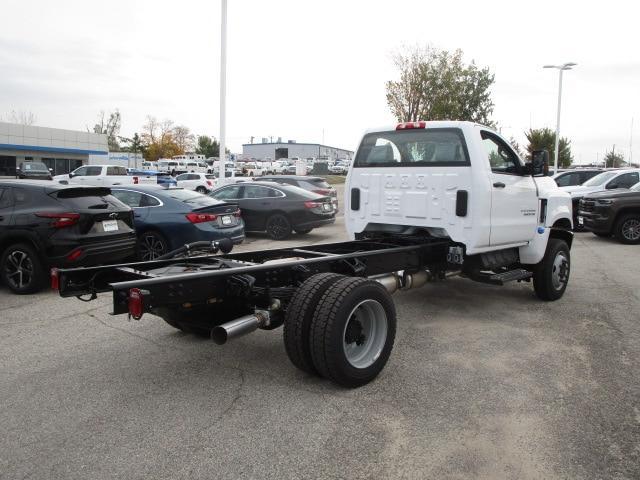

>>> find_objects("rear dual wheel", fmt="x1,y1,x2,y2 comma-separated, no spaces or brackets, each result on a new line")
284,274,396,388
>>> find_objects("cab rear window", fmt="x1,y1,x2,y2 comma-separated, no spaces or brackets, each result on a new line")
354,128,470,167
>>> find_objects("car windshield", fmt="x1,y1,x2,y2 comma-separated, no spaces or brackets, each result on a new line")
582,171,618,187
163,188,223,206
23,162,48,171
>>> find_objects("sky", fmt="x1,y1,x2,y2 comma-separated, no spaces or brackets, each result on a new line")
1,0,639,164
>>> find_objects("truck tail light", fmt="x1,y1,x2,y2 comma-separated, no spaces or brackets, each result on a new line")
396,121,427,130
304,201,321,209
128,288,144,320
50,268,59,290
36,212,80,228
186,212,218,223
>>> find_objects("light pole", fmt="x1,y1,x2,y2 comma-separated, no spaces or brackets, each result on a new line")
219,0,227,183
543,62,577,174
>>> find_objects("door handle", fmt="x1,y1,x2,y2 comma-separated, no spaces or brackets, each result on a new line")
493,182,506,188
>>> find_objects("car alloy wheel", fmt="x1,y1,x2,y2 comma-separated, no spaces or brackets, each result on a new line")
621,218,640,242
4,250,34,290
138,233,167,261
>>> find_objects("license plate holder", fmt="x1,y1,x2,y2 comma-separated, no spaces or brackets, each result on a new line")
102,220,118,232
221,215,232,225
322,203,332,212
577,216,584,225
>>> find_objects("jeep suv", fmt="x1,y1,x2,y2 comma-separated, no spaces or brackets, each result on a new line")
578,182,640,244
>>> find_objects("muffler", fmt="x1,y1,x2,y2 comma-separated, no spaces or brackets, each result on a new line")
211,312,267,345
373,270,429,294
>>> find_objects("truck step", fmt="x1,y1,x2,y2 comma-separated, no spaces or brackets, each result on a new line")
471,269,532,286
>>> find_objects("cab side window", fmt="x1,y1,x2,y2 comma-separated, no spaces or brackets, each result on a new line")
85,166,103,176
608,172,639,189
73,166,88,176
481,131,522,175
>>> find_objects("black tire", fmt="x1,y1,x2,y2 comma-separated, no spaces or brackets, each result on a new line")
533,238,570,301
0,243,46,294
309,277,396,388
283,273,344,375
294,228,313,235
265,214,292,240
138,231,168,261
613,214,640,244
195,186,207,194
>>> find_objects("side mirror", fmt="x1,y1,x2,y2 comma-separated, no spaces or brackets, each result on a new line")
68,172,74,178
529,150,549,176
606,182,618,190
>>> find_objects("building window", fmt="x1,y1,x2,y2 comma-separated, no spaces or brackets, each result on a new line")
0,156,17,176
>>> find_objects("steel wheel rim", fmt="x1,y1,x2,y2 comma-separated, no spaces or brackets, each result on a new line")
551,251,569,290
140,234,166,260
342,299,388,369
269,217,288,238
4,250,34,289
622,219,640,241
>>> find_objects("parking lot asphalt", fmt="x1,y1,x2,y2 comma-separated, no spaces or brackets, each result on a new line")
2,188,640,479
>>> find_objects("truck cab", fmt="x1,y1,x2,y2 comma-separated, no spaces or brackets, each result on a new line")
345,121,572,265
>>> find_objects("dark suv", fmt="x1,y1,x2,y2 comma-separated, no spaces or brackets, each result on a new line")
259,175,338,211
0,180,136,293
16,162,53,180
578,182,640,244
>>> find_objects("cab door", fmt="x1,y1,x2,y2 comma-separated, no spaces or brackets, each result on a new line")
480,130,538,246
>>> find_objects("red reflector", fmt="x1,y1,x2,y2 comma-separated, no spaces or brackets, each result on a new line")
186,212,218,223
66,248,83,262
396,121,427,130
36,212,80,228
50,268,59,290
133,176,139,184
128,288,144,320
304,201,321,209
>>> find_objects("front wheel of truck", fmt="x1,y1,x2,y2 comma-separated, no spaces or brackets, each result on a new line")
533,238,570,301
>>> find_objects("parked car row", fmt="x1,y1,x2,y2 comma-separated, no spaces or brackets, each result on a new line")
0,178,337,294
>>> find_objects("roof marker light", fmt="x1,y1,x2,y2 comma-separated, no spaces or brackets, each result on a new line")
396,121,427,130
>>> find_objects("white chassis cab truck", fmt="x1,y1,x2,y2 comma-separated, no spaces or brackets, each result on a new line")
54,121,573,388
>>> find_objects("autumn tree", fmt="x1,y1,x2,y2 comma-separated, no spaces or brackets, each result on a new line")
603,149,625,168
91,109,122,151
385,46,495,125
141,116,182,161
173,125,195,152
524,128,573,168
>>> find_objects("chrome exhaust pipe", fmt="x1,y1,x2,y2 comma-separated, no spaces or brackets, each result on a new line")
211,312,267,345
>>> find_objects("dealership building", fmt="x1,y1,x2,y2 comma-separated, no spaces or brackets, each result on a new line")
241,140,354,162
0,121,108,176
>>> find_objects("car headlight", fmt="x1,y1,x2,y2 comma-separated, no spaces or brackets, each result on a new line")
596,199,613,205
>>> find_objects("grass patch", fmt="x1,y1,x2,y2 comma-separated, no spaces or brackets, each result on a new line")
321,175,346,185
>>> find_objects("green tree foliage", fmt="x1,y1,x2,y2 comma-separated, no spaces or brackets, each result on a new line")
524,128,573,168
603,150,625,168
119,133,145,156
91,109,122,151
195,136,221,159
385,46,495,125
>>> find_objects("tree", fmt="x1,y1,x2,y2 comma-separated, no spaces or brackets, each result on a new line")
3,110,37,125
385,46,495,125
509,137,523,157
195,135,221,159
140,116,181,161
119,132,145,156
524,128,573,168
91,109,122,151
603,149,625,168
173,125,195,152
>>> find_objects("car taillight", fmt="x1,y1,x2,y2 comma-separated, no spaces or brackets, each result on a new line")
206,180,213,187
186,212,218,223
50,268,59,290
233,209,241,217
396,121,427,130
133,176,139,184
304,201,321,209
128,288,144,320
313,188,331,195
66,248,83,262
36,212,80,228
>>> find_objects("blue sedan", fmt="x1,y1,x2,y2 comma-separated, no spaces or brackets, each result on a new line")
111,185,245,260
